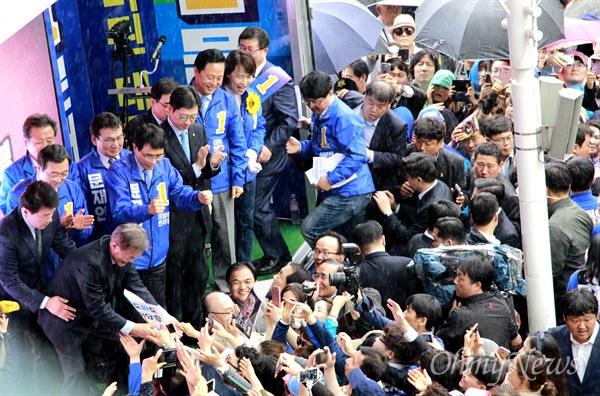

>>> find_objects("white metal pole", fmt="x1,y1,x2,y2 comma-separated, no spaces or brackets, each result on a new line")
505,0,557,331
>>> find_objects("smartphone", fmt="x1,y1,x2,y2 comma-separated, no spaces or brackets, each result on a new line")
274,360,283,378
485,73,491,84
166,323,176,333
454,183,462,194
421,332,433,343
472,323,479,333
207,378,215,393
565,54,575,66
398,49,409,62
496,346,511,359
270,286,282,308
207,316,214,334
298,368,320,383
592,65,599,74
315,351,328,365
380,62,391,74
158,348,178,366
498,66,514,86
451,79,470,102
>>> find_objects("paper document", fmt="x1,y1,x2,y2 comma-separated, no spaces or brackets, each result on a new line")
306,153,357,188
124,289,170,327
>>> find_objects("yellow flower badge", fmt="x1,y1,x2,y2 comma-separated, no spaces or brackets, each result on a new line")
246,92,261,115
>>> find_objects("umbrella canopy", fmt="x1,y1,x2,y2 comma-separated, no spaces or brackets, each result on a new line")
310,0,385,74
546,17,600,49
565,0,600,19
415,0,564,60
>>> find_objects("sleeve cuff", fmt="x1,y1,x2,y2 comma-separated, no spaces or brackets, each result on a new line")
404,328,419,342
40,296,49,310
121,320,136,335
192,163,202,178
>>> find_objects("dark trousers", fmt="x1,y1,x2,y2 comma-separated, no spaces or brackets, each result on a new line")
235,178,257,262
253,171,290,260
55,326,128,396
166,225,208,329
138,262,167,308
3,322,61,395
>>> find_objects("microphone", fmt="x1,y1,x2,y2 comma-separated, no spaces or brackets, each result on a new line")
150,36,166,63
0,300,20,314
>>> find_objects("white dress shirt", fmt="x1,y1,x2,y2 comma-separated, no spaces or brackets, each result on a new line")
571,320,599,382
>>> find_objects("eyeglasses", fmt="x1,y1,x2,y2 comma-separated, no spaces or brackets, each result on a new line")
178,114,198,122
43,170,69,181
313,273,328,281
97,134,124,144
304,97,325,108
158,101,170,108
393,27,415,36
491,135,514,143
140,152,164,162
238,45,264,54
314,249,339,257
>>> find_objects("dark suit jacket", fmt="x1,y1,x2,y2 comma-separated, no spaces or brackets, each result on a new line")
384,180,453,247
124,109,158,149
495,210,521,249
0,207,76,332
466,228,495,245
549,323,600,396
161,120,218,237
359,251,418,316
468,169,521,231
38,236,158,353
257,61,298,176
340,91,408,190
406,145,467,194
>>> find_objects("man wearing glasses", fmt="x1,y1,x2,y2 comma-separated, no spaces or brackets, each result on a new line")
123,77,179,149
313,230,346,268
105,124,213,307
388,14,419,60
287,71,374,249
482,115,515,178
77,112,131,241
7,144,93,254
0,114,79,215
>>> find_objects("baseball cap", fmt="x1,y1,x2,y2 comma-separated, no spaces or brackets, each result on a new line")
430,69,455,89
418,107,445,122
389,14,416,34
565,51,589,65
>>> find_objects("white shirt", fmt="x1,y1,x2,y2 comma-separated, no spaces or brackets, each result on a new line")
478,229,501,245
255,60,267,77
167,117,203,178
571,320,599,382
98,151,120,169
353,104,380,150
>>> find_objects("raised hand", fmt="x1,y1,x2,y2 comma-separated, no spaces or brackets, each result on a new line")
148,196,166,215
73,209,94,230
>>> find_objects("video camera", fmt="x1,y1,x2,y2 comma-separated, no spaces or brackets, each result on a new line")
107,20,131,47
329,265,361,297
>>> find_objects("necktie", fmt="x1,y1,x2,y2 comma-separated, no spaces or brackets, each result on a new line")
180,130,191,163
143,169,152,187
35,228,42,257
201,96,209,119
108,157,116,165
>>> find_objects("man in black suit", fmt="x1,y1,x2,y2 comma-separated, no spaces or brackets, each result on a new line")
38,223,168,395
466,192,503,245
472,178,521,249
373,152,453,252
161,86,223,329
405,117,467,202
0,181,77,395
352,220,418,316
470,142,520,230
339,80,408,191
548,288,600,396
238,27,298,275
124,77,178,149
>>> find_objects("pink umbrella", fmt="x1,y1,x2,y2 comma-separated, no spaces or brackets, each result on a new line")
545,17,600,49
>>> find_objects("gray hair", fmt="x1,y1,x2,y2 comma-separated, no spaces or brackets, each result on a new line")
111,223,148,253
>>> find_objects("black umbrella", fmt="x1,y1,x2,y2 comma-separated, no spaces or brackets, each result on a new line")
415,0,565,60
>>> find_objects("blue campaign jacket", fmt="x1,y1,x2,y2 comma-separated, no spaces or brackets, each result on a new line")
299,96,375,197
0,154,79,215
77,148,131,240
105,153,205,270
222,86,267,184
7,176,91,279
190,81,248,193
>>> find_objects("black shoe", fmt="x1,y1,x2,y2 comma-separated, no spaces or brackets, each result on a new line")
256,254,292,276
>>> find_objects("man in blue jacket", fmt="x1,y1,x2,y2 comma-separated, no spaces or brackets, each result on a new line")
77,112,131,241
191,48,248,292
0,114,79,215
105,124,213,307
286,71,374,247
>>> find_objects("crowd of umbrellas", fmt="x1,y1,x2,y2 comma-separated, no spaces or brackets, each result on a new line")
309,0,599,75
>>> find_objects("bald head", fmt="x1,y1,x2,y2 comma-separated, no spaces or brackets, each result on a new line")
204,292,236,326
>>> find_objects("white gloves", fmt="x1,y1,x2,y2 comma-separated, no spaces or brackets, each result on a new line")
246,149,262,174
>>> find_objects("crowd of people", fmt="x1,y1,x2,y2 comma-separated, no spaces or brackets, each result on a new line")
1,2,600,396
